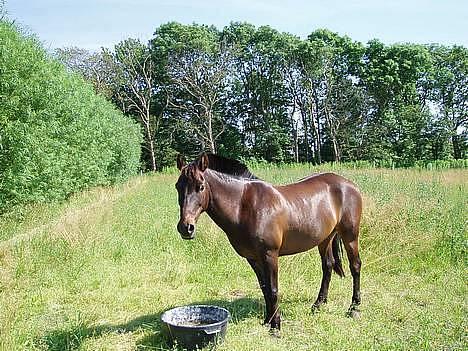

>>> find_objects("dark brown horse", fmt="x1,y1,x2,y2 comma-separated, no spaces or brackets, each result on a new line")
175,153,362,332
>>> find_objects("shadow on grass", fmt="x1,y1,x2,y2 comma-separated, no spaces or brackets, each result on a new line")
37,297,262,351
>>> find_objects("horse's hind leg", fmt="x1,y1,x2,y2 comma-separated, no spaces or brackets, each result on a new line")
338,223,362,318
312,236,334,312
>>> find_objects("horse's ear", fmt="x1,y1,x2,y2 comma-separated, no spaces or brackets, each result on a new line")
176,154,186,170
197,152,209,172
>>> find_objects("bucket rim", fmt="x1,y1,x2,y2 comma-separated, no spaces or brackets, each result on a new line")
161,304,230,330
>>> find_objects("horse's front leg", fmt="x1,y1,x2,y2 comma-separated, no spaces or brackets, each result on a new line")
261,250,280,332
247,258,276,328
247,258,267,297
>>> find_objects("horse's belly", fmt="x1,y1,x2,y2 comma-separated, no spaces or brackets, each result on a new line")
225,231,261,259
279,229,323,256
280,222,334,255
279,200,337,256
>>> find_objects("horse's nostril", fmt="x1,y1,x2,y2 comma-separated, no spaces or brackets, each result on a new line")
187,224,195,234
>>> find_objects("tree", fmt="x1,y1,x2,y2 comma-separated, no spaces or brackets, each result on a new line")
150,23,232,155
55,47,115,98
288,30,365,163
102,39,160,171
360,41,434,163
152,23,230,153
222,23,293,162
429,45,467,159
0,0,7,20
167,49,231,153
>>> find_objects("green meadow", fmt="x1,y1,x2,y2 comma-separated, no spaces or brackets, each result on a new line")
0,165,466,350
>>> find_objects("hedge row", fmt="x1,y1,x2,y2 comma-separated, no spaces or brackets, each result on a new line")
0,21,142,212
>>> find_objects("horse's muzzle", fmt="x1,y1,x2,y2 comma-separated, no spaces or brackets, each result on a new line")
177,221,196,240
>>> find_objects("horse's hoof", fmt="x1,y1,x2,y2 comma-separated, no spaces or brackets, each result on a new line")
347,308,361,319
311,301,326,314
269,328,281,338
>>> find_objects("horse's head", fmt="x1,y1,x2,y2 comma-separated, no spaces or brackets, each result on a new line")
175,153,210,240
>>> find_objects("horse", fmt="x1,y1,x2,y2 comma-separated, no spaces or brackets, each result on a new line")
174,152,362,332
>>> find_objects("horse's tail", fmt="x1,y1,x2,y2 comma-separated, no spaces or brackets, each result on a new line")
332,233,346,278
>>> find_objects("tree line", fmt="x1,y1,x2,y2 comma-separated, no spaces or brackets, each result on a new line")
57,22,467,170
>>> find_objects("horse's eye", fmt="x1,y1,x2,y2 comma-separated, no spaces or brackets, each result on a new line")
198,184,205,192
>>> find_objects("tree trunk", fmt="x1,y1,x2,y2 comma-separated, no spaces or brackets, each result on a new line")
148,139,157,171
452,134,461,159
293,120,299,163
324,107,341,162
311,98,322,164
206,112,216,154
332,138,341,162
300,105,310,162
144,123,157,171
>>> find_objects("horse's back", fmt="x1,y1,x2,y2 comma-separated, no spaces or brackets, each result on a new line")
298,172,362,222
277,172,360,203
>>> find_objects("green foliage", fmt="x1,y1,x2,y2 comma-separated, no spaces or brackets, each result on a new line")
153,22,219,53
58,21,466,169
220,23,296,162
152,23,230,155
0,21,142,212
427,44,468,159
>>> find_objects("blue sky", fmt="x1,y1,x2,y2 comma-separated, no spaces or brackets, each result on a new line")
6,0,468,51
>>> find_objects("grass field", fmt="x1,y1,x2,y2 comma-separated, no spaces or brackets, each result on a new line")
0,165,466,350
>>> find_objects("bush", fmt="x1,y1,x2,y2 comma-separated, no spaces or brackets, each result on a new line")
0,21,142,212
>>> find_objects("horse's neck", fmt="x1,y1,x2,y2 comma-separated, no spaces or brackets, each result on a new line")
205,170,244,232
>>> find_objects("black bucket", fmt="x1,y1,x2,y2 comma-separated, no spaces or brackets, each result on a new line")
161,305,230,350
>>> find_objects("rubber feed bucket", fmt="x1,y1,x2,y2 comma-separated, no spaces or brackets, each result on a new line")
161,305,230,350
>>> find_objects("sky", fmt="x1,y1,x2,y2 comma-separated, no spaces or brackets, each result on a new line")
5,0,468,51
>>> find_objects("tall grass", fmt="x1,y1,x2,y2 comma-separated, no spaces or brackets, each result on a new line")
0,166,466,350
244,159,468,171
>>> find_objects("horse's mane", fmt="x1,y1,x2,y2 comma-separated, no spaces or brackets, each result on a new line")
205,154,259,180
